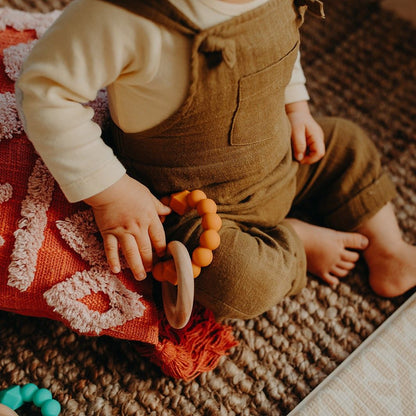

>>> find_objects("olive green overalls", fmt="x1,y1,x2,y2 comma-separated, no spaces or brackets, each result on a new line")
103,0,396,319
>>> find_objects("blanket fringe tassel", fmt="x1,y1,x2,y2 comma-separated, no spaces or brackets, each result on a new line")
135,303,238,380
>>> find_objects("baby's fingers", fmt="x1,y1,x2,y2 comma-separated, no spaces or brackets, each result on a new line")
301,146,324,164
103,233,121,274
120,233,147,280
306,138,325,164
149,220,168,258
301,124,325,164
153,196,172,217
291,128,307,162
135,232,154,274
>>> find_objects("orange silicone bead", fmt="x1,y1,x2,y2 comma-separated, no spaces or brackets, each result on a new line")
196,198,217,215
169,190,190,216
187,190,207,208
192,262,201,278
152,260,178,285
201,213,222,231
192,247,213,267
199,229,221,250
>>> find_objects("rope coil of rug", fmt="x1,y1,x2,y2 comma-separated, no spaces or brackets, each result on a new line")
0,0,415,414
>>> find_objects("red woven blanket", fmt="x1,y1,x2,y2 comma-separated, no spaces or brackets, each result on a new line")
0,8,237,380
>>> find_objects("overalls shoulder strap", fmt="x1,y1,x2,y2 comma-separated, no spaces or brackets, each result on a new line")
109,0,303,220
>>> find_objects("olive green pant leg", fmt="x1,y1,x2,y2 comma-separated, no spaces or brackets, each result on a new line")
293,117,396,231
167,217,307,320
165,117,396,320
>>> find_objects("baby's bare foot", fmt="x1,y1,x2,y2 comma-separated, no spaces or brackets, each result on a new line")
364,241,416,298
287,219,369,286
356,203,416,298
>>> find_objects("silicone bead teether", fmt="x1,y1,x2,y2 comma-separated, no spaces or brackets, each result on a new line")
154,190,222,328
161,241,194,329
199,229,221,250
0,385,60,416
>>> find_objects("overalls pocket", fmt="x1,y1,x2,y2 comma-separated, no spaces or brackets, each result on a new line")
229,41,299,146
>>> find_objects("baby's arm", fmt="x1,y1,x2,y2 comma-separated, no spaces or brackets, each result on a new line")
17,1,168,279
84,174,171,280
284,52,325,164
286,100,325,164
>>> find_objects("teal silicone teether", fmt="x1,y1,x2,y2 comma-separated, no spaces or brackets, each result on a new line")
20,383,39,403
0,384,60,416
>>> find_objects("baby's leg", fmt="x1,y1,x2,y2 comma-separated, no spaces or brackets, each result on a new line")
357,202,416,297
169,218,308,320
286,218,368,286
292,117,399,292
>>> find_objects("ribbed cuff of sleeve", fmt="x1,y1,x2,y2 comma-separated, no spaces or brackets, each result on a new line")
284,83,310,105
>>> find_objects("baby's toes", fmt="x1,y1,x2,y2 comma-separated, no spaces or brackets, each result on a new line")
342,249,360,263
342,232,369,251
331,266,350,278
322,272,340,286
339,260,356,271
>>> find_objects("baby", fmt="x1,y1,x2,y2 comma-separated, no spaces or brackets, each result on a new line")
17,0,416,319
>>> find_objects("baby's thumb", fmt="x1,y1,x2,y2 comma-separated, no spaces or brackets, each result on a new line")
154,197,172,215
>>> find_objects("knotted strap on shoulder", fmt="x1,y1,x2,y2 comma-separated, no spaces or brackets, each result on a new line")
295,0,325,19
199,35,237,69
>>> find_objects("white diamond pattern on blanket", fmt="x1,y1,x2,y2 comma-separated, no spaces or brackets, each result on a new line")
0,9,144,334
0,182,12,203
43,266,145,335
56,209,107,267
0,182,12,246
0,92,24,141
3,41,36,81
0,183,12,247
56,209,128,269
7,158,54,291
0,8,61,37
51,209,144,334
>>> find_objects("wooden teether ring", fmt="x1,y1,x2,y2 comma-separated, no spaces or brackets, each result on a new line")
153,190,222,328
161,240,194,329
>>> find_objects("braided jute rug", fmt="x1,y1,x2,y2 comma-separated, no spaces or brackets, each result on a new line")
0,0,415,415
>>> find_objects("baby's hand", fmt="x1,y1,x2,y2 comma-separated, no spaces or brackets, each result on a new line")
84,174,171,280
286,101,325,164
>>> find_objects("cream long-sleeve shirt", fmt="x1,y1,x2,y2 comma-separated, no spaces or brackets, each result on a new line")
17,0,310,203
